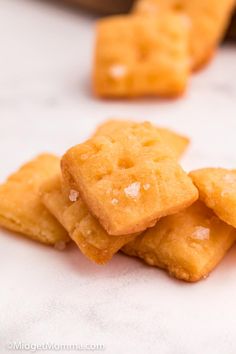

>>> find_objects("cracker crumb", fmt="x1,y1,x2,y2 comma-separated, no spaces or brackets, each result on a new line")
54,241,66,251
69,189,79,202
145,255,156,266
148,219,157,228
109,64,127,79
191,226,210,240
111,198,119,205
143,183,150,191
124,182,141,198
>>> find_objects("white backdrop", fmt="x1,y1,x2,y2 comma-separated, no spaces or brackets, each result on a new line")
1,1,236,353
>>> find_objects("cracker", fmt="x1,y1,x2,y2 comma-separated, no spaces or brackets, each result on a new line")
93,14,190,97
0,154,69,245
94,119,190,158
157,126,189,158
42,176,136,264
190,168,236,228
122,201,236,282
133,0,236,70
61,121,198,235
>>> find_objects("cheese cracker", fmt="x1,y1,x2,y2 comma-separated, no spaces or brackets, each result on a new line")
94,14,190,97
190,168,236,228
61,121,198,235
122,201,236,282
94,119,190,159
133,0,236,70
0,154,69,245
42,176,137,264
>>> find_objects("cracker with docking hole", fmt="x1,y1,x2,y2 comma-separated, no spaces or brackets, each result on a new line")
94,14,190,97
0,154,69,245
122,201,236,282
190,168,236,229
133,0,236,70
94,119,190,159
41,176,137,264
61,121,198,236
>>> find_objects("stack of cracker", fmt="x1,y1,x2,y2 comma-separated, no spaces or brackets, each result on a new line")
0,120,235,282
93,0,236,98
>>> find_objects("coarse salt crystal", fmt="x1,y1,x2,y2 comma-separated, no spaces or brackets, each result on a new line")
111,198,119,205
109,64,127,79
143,183,150,191
191,226,210,240
124,182,141,199
69,189,79,202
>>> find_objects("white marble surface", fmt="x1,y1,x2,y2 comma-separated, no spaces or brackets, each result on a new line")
1,1,236,353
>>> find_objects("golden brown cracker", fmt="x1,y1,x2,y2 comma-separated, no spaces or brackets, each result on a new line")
190,168,236,228
61,121,198,236
94,14,190,97
42,176,136,264
157,126,189,158
122,201,236,282
0,154,69,245
133,0,236,70
94,119,189,158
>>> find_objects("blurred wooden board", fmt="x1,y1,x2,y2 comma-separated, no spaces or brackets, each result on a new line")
227,12,236,40
71,0,235,40
68,0,134,14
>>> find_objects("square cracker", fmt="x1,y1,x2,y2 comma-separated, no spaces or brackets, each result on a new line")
133,0,236,70
93,14,190,98
94,119,190,159
61,121,198,236
122,201,236,282
0,154,69,245
41,176,136,264
190,168,236,229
